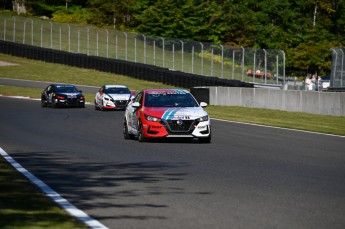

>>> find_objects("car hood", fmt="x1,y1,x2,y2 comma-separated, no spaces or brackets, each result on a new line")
144,107,207,120
107,93,131,100
56,92,82,97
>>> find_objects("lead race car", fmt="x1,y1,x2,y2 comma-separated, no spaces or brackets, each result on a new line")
123,89,211,143
95,85,132,110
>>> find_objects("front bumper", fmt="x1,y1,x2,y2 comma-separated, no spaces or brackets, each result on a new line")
55,98,84,107
102,99,129,110
142,119,211,138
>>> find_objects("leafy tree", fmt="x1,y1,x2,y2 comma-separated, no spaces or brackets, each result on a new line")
52,6,92,24
0,0,13,10
86,0,136,28
24,0,86,16
8,0,345,76
135,0,221,42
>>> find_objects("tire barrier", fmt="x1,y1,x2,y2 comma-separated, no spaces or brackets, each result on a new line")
0,40,253,89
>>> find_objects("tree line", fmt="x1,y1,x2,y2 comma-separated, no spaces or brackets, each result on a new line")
4,0,345,77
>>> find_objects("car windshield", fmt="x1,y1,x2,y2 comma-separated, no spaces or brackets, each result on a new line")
105,87,130,94
144,92,198,107
55,85,79,93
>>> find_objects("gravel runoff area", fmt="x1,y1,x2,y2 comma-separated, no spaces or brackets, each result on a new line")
0,61,18,66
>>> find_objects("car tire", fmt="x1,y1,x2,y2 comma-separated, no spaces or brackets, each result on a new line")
41,97,47,107
80,103,85,108
52,99,57,108
123,118,131,139
137,120,146,142
100,101,105,111
94,100,100,110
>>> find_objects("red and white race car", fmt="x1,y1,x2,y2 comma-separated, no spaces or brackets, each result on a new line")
95,85,132,110
123,89,211,143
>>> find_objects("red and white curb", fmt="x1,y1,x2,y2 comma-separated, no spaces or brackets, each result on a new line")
0,147,108,229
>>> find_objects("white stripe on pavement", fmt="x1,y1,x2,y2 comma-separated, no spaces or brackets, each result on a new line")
0,147,108,229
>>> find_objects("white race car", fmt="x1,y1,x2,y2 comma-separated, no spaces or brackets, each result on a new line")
95,85,132,110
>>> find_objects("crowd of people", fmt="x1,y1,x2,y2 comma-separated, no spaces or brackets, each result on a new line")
305,74,323,91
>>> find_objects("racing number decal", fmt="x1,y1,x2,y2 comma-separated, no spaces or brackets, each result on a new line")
178,115,191,120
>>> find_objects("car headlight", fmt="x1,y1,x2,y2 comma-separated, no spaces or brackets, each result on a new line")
104,97,110,101
197,115,209,122
145,114,161,122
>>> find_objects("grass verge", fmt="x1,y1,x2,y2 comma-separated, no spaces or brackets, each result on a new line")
0,157,86,229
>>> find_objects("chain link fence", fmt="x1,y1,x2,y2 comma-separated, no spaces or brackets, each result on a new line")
0,14,286,87
330,48,345,89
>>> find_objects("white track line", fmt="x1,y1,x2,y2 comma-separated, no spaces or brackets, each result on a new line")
211,118,345,138
0,147,108,229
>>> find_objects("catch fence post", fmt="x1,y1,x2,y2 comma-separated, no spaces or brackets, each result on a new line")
200,42,204,75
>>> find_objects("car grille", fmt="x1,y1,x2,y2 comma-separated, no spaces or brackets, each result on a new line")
66,98,79,105
163,120,196,133
115,100,128,107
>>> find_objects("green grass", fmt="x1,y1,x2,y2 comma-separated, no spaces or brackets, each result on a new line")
0,52,344,228
206,106,345,136
0,157,86,229
0,54,177,90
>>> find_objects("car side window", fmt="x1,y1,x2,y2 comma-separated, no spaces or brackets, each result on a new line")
134,92,143,104
47,86,53,93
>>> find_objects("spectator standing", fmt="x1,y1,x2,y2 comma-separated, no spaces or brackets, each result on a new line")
317,76,323,91
305,75,312,90
311,75,317,90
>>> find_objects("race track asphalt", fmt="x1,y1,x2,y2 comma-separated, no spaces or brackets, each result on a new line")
0,94,345,229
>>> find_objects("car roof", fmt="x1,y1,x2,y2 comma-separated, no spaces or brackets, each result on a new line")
51,84,76,87
143,89,189,94
104,85,128,89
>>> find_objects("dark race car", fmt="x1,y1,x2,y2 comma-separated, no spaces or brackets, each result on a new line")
41,84,85,108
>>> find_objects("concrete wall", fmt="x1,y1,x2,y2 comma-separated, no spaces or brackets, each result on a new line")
208,87,345,116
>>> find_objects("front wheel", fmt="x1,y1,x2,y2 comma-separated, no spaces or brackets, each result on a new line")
51,99,57,108
94,100,100,110
123,118,131,139
137,120,146,142
41,97,47,107
100,100,105,111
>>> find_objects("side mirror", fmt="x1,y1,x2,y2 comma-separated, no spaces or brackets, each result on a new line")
132,102,141,108
200,102,208,108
